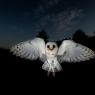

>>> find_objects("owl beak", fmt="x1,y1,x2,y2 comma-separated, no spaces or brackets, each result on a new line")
49,48,54,51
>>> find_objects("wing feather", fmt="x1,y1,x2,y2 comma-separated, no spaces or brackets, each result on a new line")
10,38,46,61
57,40,95,63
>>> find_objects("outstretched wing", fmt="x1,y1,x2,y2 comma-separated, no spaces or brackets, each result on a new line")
57,40,95,63
10,38,46,62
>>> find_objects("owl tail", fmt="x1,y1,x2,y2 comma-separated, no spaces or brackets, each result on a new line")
42,60,63,76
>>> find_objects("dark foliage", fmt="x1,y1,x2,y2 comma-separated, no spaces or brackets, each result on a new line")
72,29,88,44
36,30,49,43
72,29,95,51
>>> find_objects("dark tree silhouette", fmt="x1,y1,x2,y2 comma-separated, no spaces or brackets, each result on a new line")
36,30,48,42
56,40,62,47
94,31,95,34
72,29,95,51
87,34,95,51
72,29,88,46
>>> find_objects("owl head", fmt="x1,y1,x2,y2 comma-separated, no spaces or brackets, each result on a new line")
45,42,58,57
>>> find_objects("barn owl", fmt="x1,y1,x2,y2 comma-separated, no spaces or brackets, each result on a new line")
10,37,95,76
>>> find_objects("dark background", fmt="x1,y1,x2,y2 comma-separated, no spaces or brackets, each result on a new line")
0,0,95,90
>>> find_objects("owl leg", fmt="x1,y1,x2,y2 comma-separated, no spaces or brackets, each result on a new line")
52,69,55,77
42,60,50,71
47,68,51,76
42,60,55,76
50,61,63,72
55,63,63,72
47,65,55,77
42,60,62,76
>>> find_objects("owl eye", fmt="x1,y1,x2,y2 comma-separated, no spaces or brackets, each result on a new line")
47,45,50,48
53,45,55,48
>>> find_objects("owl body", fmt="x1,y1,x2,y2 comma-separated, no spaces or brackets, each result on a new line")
42,56,62,73
43,42,62,73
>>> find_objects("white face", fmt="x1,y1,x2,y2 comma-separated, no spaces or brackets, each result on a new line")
45,42,58,57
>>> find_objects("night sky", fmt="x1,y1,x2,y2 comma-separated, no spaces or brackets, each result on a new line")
0,0,95,48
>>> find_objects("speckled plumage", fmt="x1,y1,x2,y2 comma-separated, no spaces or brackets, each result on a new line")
10,37,95,76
